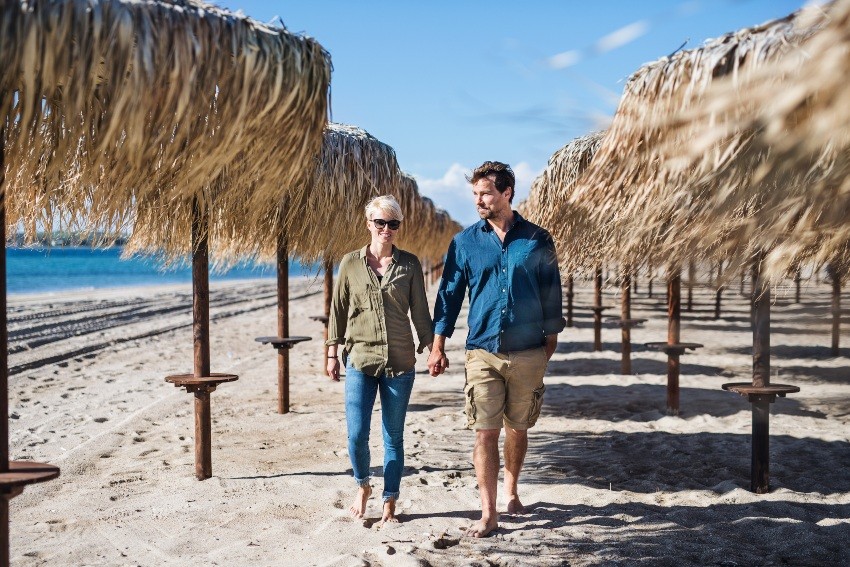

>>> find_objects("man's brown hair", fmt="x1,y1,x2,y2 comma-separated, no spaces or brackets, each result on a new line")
467,161,516,203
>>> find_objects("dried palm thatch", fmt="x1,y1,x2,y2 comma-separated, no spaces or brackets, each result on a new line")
566,2,832,280
1,0,331,246
519,131,605,273
196,125,461,269
637,0,850,279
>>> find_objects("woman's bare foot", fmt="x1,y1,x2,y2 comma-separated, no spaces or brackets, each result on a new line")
379,498,400,525
506,495,525,515
349,484,371,518
464,516,498,538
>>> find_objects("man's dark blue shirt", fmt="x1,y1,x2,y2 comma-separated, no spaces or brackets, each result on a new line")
433,212,564,353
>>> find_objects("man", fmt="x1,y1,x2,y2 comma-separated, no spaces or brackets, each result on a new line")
428,161,564,538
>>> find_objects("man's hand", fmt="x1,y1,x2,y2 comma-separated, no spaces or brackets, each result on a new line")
427,335,449,376
544,334,558,360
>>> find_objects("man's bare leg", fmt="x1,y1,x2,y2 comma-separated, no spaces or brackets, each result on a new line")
504,426,528,514
349,484,372,518
466,428,501,537
380,497,399,525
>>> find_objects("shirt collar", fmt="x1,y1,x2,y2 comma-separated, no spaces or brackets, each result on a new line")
479,210,523,233
358,245,399,262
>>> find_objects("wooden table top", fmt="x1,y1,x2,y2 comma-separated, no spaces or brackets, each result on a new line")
722,382,800,396
165,373,239,387
255,336,312,349
0,461,60,492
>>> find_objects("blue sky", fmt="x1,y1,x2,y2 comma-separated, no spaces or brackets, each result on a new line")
219,0,809,226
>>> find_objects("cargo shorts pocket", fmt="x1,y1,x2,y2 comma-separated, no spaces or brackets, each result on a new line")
464,382,477,428
526,384,546,427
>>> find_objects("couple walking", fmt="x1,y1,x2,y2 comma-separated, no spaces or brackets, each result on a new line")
325,161,564,537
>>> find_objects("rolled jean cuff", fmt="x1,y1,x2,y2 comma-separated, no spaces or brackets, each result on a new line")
382,490,399,502
355,476,370,488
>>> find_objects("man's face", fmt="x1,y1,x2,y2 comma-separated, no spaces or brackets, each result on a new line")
472,176,512,220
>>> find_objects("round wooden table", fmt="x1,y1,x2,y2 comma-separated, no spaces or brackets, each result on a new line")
254,336,312,351
645,341,703,356
0,461,60,499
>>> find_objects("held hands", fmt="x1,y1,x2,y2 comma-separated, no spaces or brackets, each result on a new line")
426,348,449,377
326,357,340,382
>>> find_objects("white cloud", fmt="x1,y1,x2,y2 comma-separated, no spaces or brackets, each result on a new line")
548,50,582,70
413,161,544,227
595,20,649,53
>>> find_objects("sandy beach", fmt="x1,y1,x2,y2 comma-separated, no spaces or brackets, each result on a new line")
7,276,850,566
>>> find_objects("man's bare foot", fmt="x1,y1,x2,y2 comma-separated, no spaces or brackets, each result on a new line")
506,495,525,515
378,498,400,526
349,484,371,518
464,516,498,538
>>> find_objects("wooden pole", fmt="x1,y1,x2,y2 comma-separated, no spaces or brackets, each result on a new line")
593,266,603,351
621,269,632,375
686,261,695,312
191,199,212,480
740,267,746,296
323,257,333,344
714,260,723,320
277,233,290,414
667,268,681,415
751,254,771,492
648,266,654,298
566,274,574,327
633,270,638,294
0,126,9,567
829,264,841,357
794,268,802,304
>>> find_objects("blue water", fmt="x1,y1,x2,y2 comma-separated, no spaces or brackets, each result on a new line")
6,247,320,295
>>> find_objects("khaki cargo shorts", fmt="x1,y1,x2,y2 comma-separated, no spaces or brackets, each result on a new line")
463,347,548,430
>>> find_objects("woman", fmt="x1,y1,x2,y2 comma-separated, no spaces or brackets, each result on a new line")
326,195,433,524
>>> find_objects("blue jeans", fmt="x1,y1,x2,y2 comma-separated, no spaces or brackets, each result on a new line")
345,364,415,501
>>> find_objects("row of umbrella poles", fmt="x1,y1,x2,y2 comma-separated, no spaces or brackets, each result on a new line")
520,0,850,494
0,1,462,564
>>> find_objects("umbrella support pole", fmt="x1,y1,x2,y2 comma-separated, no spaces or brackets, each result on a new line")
165,199,238,481
593,266,603,351
621,271,632,375
666,270,681,415
277,237,290,414
0,128,60,564
687,261,695,312
565,274,574,327
794,268,802,304
722,255,799,493
829,265,841,356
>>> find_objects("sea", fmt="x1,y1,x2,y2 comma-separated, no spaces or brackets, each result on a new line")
6,247,321,295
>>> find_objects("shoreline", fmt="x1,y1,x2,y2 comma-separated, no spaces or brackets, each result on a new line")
6,275,320,304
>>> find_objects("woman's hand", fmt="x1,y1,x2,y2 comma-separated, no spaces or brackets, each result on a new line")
326,357,340,381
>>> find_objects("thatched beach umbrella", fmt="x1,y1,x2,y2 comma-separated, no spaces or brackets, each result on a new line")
212,124,460,413
566,4,837,487
3,0,331,493
520,131,605,333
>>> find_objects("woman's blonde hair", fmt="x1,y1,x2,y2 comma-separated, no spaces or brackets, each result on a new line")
365,195,404,221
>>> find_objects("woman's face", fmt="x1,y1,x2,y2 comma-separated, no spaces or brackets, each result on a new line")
366,209,401,246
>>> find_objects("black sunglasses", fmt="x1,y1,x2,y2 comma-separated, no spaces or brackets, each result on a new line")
371,218,401,230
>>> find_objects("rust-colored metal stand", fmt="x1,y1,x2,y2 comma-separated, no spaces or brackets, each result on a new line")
165,199,238,480
565,274,574,327
646,268,702,415
0,129,60,564
722,256,799,493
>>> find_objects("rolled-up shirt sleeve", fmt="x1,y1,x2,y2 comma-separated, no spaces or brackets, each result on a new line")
325,258,350,346
433,238,466,338
539,232,565,336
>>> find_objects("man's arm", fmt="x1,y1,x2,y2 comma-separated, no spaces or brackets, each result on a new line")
429,238,466,376
539,232,565,340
